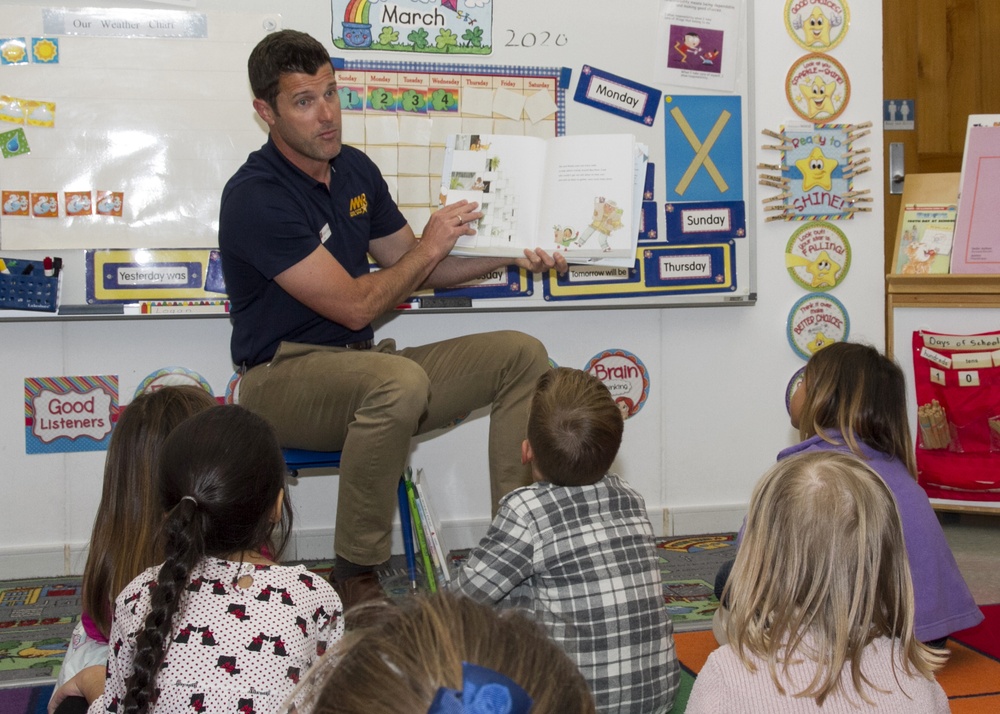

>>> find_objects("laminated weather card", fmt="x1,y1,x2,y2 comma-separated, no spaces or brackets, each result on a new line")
331,0,493,54
440,133,646,263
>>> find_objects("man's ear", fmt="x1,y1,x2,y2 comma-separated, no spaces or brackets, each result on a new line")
521,439,533,465
253,98,276,127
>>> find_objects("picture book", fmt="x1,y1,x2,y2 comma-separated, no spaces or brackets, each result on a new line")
894,204,956,275
440,133,647,264
404,477,436,593
413,469,450,584
952,125,1000,273
958,114,1000,202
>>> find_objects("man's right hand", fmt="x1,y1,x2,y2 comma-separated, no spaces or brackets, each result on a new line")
418,200,484,261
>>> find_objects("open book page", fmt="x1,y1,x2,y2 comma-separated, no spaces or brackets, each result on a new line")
442,133,548,258
585,140,649,268
539,134,638,261
440,133,641,262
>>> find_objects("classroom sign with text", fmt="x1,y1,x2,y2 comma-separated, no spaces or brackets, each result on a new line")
24,376,118,454
331,0,493,54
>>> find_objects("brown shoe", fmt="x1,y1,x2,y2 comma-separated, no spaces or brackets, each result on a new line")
329,570,387,612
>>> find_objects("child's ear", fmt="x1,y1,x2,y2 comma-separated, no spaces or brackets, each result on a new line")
521,439,534,465
271,488,285,524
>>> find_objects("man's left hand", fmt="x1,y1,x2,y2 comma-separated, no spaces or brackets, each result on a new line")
516,248,569,275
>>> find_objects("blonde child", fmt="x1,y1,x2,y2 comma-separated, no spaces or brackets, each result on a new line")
282,591,596,714
54,386,217,702
53,405,343,714
689,451,949,712
451,367,679,713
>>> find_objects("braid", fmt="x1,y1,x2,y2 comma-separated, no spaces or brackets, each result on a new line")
122,501,203,714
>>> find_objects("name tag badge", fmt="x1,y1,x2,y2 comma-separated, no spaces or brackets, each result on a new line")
319,223,332,244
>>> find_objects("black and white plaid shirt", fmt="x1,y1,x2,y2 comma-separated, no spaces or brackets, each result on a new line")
452,473,679,713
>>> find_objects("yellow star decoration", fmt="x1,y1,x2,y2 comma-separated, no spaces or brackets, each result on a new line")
807,332,834,354
798,76,837,118
796,147,838,191
805,250,840,287
804,7,832,48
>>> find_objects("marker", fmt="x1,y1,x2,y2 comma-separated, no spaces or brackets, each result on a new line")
0,258,9,274
21,264,33,275
52,257,62,277
43,256,53,277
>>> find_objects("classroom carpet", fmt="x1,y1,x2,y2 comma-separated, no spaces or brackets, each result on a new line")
1,597,997,713
0,532,732,690
0,578,81,687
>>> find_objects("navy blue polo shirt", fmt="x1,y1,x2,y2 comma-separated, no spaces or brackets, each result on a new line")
219,138,407,368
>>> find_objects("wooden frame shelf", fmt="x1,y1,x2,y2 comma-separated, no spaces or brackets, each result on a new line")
887,173,1000,516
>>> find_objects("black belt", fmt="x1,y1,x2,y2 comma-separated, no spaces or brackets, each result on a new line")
345,338,374,350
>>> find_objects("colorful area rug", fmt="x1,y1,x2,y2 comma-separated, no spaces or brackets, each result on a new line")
671,603,1000,713
0,533,731,690
0,578,81,687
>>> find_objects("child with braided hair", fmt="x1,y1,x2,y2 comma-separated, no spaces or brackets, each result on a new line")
51,405,343,714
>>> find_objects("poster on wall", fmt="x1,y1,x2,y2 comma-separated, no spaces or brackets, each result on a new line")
656,0,742,92
24,375,118,454
585,348,650,419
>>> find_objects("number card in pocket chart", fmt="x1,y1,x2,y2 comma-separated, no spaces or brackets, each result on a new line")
911,330,1000,501
663,95,743,204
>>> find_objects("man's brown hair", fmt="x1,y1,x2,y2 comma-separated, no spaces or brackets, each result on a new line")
247,29,332,110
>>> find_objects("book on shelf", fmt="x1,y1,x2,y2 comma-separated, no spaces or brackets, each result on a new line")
894,204,956,275
439,133,648,265
413,468,450,583
958,114,1000,203
952,125,1000,273
404,475,437,593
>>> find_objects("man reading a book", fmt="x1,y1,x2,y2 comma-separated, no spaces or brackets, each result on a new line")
218,30,567,611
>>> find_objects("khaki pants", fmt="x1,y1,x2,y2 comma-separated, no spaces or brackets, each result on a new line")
239,330,549,565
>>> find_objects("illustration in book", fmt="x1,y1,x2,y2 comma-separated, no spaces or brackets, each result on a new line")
440,133,645,264
895,205,956,275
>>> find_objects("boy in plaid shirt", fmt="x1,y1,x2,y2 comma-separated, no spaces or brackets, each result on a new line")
452,368,679,713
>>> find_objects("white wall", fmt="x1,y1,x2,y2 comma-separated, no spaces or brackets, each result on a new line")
0,0,885,577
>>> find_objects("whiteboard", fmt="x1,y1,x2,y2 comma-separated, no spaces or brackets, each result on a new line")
0,0,755,315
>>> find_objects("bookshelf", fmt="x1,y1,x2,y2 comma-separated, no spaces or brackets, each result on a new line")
887,172,1000,516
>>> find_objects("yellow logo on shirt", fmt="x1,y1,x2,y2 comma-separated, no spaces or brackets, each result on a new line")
349,193,368,218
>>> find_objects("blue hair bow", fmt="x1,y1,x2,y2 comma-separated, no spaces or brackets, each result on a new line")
428,662,533,714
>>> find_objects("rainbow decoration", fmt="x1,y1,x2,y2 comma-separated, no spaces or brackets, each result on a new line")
344,0,371,25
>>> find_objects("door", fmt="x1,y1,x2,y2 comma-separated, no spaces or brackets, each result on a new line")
882,0,1000,276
